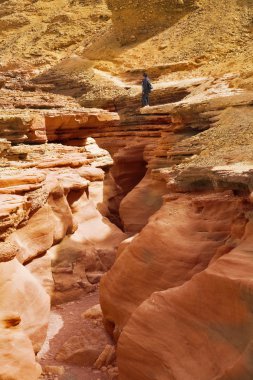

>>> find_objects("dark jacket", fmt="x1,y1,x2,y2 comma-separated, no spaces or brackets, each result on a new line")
142,77,152,93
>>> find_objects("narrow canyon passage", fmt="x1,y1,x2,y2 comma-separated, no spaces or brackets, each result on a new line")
38,292,113,380
34,114,159,379
1,1,253,380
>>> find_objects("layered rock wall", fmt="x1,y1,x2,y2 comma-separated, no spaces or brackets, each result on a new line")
0,75,126,379
118,220,253,380
0,0,253,379
100,75,253,379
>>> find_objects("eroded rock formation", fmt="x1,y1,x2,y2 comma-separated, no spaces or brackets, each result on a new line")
100,77,253,379
117,221,253,380
0,73,125,379
0,1,253,379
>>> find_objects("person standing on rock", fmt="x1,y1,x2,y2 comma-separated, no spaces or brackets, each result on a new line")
142,72,153,107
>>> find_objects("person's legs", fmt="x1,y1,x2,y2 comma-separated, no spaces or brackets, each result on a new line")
142,92,149,106
142,93,146,106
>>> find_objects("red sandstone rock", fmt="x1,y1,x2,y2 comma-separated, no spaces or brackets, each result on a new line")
94,344,116,369
55,328,111,366
77,166,105,182
0,88,119,144
10,201,71,264
119,171,167,233
117,220,253,380
100,192,249,335
0,169,45,194
111,142,147,197
49,190,126,304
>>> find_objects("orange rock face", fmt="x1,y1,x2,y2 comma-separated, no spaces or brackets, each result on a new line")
99,76,253,380
49,189,126,304
100,192,249,336
119,171,167,233
117,221,253,380
0,78,125,379
0,16,252,377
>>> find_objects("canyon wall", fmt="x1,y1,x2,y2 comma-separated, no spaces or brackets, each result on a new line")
0,74,127,378
0,0,253,379
100,76,253,379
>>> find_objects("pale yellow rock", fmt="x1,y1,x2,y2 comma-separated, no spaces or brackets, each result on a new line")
0,314,42,380
82,304,102,320
0,258,50,353
0,241,20,262
10,205,55,263
26,254,54,296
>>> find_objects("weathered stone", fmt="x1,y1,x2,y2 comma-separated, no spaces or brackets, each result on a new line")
82,304,102,320
0,258,50,353
43,366,65,376
94,345,116,369
55,329,110,366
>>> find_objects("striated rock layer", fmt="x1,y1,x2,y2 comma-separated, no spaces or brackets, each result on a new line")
0,82,125,379
100,75,253,379
101,191,249,335
0,1,252,379
118,220,253,380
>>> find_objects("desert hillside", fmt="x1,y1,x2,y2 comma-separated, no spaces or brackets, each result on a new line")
0,1,253,380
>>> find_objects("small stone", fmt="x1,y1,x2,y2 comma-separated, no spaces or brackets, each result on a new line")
158,44,167,50
44,366,65,376
82,304,102,320
94,345,116,369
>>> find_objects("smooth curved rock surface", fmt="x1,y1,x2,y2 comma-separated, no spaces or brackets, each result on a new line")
100,192,249,334
0,258,50,353
0,315,41,380
119,171,167,233
49,190,126,304
117,220,253,380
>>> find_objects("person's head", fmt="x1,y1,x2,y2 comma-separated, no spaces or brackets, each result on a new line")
143,72,148,78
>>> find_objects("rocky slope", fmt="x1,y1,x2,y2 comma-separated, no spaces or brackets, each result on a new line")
0,0,111,68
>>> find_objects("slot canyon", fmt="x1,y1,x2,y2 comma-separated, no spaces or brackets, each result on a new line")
0,0,253,379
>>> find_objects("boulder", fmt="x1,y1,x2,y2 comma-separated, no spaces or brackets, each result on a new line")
0,258,50,352
56,328,111,366
0,314,41,380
